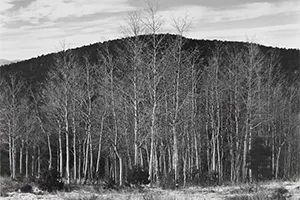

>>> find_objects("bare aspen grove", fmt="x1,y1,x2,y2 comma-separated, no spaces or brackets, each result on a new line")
0,3,300,200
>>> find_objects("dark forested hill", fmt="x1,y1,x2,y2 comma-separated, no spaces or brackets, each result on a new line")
1,34,299,86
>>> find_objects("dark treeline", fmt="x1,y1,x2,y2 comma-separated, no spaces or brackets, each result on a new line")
1,8,300,187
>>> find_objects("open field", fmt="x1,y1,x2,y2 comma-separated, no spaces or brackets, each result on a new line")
1,177,300,200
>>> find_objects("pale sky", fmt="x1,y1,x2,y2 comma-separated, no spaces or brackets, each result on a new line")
0,0,299,61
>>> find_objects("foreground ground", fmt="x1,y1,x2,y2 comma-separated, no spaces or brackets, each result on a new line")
1,179,300,200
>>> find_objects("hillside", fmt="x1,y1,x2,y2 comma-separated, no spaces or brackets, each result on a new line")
1,34,299,85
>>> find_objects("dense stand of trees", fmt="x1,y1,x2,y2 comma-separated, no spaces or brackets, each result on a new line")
1,8,300,187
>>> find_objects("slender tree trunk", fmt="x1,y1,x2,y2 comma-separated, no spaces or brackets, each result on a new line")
89,133,93,181
155,144,159,183
162,147,167,178
37,146,41,178
12,136,16,179
149,101,156,185
183,149,187,187
19,140,24,175
242,69,253,182
194,132,199,171
47,134,52,170
205,93,210,171
25,140,29,178
31,144,35,177
214,55,221,180
211,112,216,171
275,142,285,179
242,132,248,182
191,64,200,172
113,151,117,182
133,80,139,166
72,101,77,181
140,148,144,168
57,148,59,172
96,112,105,175
8,131,12,178
58,121,63,178
126,128,133,170
37,116,52,170
65,106,70,184
148,50,157,183
271,126,275,177
108,62,123,186
216,96,222,181
217,135,221,181
168,146,172,173
172,124,179,184
227,95,235,181
115,152,123,186
86,62,94,182
84,135,89,181
78,142,82,183
234,83,240,182
148,45,158,184
229,132,234,182
172,63,180,184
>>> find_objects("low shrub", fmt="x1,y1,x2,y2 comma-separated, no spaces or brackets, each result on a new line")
19,184,33,193
195,170,219,187
103,177,118,190
127,165,150,187
188,167,201,185
206,170,219,186
37,169,64,192
271,187,290,200
186,169,219,187
159,170,176,190
247,137,272,182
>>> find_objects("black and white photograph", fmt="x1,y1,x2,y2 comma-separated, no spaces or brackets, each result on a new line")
0,0,299,199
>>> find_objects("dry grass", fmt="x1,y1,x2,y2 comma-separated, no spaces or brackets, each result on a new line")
57,188,226,200
226,184,291,200
225,192,270,200
1,177,297,200
57,184,291,200
60,192,208,200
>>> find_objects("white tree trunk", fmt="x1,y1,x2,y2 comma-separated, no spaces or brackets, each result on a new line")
72,101,76,181
65,103,70,183
58,121,63,178
84,136,89,181
31,145,35,177
19,140,24,174
96,115,105,175
12,137,16,179
37,146,41,178
25,141,29,178
47,134,52,170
